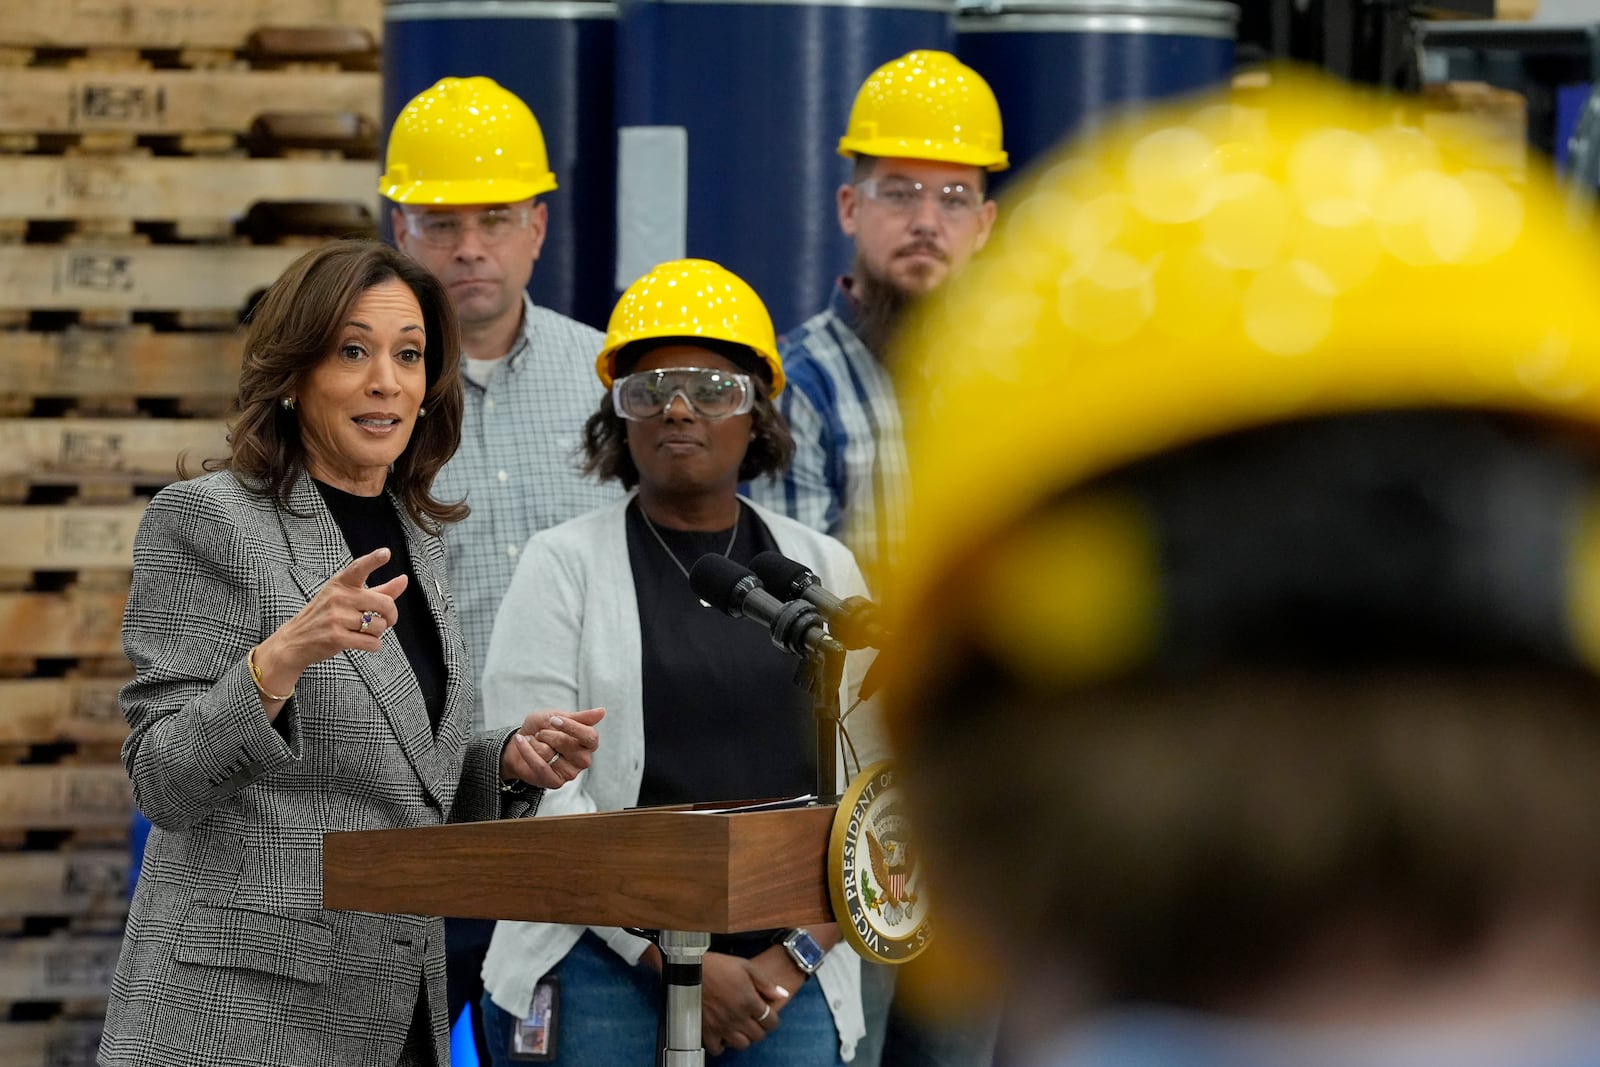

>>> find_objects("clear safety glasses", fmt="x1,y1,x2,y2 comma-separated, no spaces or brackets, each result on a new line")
612,367,756,421
856,177,984,219
399,206,532,250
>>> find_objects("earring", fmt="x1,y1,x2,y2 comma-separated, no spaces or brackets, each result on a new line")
280,396,296,411
418,405,426,418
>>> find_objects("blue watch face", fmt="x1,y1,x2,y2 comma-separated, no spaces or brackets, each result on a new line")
788,930,826,971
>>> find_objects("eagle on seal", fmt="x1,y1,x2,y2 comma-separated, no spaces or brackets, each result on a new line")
866,829,917,924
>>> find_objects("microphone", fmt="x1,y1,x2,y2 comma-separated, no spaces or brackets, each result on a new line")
688,555,844,659
749,551,891,651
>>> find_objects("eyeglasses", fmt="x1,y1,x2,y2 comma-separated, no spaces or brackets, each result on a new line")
399,206,532,250
612,367,755,421
856,178,984,219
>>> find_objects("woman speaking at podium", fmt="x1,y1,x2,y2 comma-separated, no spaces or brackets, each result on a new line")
99,240,602,1067
477,259,881,1066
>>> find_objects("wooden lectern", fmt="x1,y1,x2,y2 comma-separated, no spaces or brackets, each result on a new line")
323,802,839,1065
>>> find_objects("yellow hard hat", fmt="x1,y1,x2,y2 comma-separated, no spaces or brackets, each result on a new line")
838,50,1008,171
884,67,1600,698
380,76,557,205
596,258,785,396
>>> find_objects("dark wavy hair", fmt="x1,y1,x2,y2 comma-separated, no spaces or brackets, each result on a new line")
204,240,466,533
581,337,794,490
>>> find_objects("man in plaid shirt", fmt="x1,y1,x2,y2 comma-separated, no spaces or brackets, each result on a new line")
746,51,1002,587
746,51,1007,1067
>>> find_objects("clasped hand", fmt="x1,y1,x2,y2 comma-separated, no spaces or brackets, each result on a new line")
499,707,605,789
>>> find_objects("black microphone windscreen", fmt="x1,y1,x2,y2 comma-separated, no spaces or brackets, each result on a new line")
750,551,812,599
688,553,760,616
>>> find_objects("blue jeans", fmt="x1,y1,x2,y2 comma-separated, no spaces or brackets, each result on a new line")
482,932,846,1067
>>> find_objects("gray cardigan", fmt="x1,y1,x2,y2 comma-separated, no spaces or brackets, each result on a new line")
479,492,884,1061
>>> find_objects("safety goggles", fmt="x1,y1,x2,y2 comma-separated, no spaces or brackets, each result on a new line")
399,205,532,250
856,178,984,218
611,367,756,421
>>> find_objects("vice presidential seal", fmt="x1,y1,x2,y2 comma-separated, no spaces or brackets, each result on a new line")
827,761,930,963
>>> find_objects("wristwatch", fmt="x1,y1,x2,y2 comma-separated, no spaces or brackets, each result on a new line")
779,928,826,975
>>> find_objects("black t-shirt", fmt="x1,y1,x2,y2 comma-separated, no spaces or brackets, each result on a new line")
626,498,818,810
627,498,819,957
315,479,446,731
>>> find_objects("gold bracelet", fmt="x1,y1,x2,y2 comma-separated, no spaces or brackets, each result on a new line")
248,645,294,703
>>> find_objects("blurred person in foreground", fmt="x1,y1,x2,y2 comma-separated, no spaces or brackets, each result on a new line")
478,259,881,1066
98,240,602,1067
880,70,1600,1067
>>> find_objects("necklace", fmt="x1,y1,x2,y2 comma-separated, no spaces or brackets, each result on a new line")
639,500,741,583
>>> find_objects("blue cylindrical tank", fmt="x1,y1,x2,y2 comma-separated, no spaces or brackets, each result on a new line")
383,0,618,329
958,0,1238,185
615,0,956,334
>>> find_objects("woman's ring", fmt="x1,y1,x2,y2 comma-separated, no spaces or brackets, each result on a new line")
359,610,375,633
757,1004,771,1022
548,751,562,767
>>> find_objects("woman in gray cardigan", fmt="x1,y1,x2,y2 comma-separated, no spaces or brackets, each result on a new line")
477,259,882,1066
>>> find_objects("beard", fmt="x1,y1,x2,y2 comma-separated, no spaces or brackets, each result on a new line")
851,254,919,361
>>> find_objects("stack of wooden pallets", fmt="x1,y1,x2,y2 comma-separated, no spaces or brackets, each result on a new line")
0,3,379,1062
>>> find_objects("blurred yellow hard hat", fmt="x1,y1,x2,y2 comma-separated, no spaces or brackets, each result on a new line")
597,258,785,396
380,76,557,205
839,50,1009,171
884,67,1600,694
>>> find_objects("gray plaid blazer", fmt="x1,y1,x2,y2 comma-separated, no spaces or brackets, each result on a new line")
99,469,533,1067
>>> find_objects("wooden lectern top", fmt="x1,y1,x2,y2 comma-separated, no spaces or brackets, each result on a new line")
323,802,838,933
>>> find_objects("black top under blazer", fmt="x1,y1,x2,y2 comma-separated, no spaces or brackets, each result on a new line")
99,469,535,1067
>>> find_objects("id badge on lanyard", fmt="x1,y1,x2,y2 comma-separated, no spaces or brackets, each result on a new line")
509,975,559,1061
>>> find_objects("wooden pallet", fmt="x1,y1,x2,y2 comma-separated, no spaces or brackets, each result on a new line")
0,1017,102,1067
0,851,128,921
0,0,394,1023
0,767,132,832
0,204,369,246
2,119,377,157
0,1018,101,1067
0,37,379,74
0,156,376,221
0,419,228,491
0,591,126,659
0,507,145,571
0,935,120,1000
1,327,241,402
0,244,310,312
0,678,127,747
0,0,380,51
0,67,379,137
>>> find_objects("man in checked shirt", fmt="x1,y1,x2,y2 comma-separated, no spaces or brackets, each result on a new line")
383,74,621,724
381,74,621,1060
745,50,1003,585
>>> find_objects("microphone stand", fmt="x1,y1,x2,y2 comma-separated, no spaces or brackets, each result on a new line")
796,635,845,798
654,929,711,1067
639,595,843,1065
758,592,846,798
